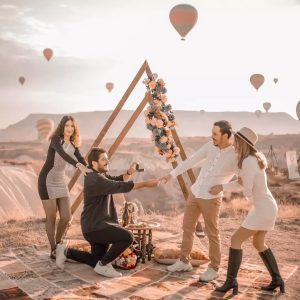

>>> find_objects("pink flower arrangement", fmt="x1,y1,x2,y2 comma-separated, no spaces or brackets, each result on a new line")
156,119,164,128
160,136,168,143
143,73,180,163
148,81,157,89
161,95,167,103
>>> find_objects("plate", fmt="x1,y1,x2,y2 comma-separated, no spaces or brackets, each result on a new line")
154,257,209,267
126,221,160,229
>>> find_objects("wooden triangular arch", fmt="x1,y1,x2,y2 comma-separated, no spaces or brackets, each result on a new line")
68,60,196,214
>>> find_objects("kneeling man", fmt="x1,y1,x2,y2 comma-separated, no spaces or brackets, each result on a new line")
56,147,159,277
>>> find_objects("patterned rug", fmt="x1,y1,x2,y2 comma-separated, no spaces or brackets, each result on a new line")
0,245,297,299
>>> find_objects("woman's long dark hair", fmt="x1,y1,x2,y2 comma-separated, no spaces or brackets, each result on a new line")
51,115,81,147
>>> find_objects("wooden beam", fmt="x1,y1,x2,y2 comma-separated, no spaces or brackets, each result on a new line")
172,128,196,184
108,93,150,157
71,191,83,214
68,60,148,191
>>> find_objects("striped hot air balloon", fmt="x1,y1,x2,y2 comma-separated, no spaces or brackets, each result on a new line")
169,4,198,40
36,119,54,141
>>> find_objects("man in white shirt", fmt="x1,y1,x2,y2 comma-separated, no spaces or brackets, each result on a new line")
161,120,238,282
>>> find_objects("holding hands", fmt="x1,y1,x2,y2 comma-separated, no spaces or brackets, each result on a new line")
144,174,172,188
209,176,243,195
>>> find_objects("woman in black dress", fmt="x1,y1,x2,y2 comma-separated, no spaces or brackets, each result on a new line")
38,115,90,258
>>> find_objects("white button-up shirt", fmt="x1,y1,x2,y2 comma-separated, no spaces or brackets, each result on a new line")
170,141,238,199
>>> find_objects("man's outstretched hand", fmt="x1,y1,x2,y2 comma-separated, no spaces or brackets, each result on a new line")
127,162,138,175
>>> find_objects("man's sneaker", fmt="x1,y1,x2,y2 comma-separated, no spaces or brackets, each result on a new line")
94,262,122,278
167,260,193,272
56,244,67,269
107,263,122,277
199,267,218,282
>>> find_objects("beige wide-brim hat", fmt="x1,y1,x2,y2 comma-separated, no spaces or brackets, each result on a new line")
233,127,258,151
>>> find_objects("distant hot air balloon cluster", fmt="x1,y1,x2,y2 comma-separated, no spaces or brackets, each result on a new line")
19,47,116,94
250,74,279,91
36,118,54,141
18,48,54,86
249,73,283,115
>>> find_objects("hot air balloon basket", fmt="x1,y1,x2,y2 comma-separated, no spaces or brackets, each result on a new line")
143,75,180,163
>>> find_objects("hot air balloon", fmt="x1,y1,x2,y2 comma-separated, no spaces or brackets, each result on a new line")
169,4,198,40
250,74,264,91
273,78,278,84
43,48,53,61
296,101,300,121
19,76,25,85
36,119,54,141
255,110,262,118
263,102,271,113
105,82,114,92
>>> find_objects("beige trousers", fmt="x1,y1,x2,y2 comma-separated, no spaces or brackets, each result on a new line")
180,193,222,271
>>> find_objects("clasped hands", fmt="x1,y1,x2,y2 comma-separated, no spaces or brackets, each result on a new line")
126,163,172,188
209,176,243,195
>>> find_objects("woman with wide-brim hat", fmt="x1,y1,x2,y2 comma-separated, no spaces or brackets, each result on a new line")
209,127,284,295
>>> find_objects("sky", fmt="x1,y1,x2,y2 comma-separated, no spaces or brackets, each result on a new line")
0,0,299,129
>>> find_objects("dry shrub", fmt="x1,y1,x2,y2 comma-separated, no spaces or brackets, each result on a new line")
277,204,300,219
220,197,250,218
220,197,300,220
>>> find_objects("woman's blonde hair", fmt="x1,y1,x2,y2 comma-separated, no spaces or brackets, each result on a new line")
51,115,81,147
234,135,267,170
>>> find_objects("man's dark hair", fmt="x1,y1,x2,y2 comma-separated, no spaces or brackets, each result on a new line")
88,147,107,167
214,120,232,138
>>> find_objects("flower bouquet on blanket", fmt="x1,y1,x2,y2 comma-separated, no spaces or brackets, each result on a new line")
113,246,140,270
